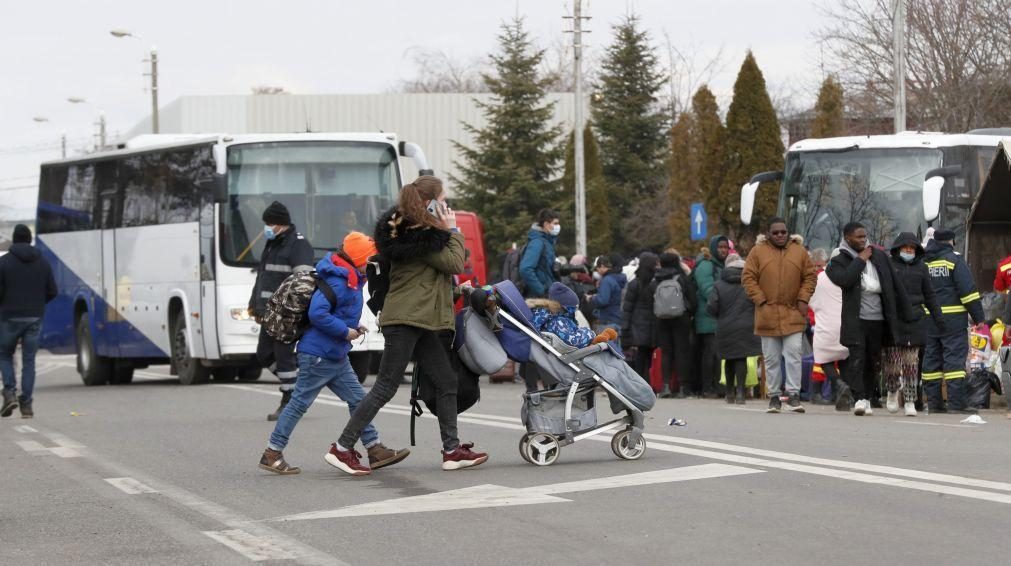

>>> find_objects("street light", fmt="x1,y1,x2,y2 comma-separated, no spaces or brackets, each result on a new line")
31,116,66,157
32,116,49,123
110,29,158,134
67,97,87,104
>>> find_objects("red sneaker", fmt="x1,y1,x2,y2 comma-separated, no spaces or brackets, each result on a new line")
441,442,488,471
323,443,371,476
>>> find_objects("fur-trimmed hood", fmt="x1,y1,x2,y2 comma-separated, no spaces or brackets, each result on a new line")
526,298,565,314
374,207,452,261
755,233,804,246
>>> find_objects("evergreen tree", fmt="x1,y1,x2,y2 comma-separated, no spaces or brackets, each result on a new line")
451,18,564,255
559,122,611,257
719,51,784,235
667,112,698,253
591,14,669,252
811,75,845,138
691,86,728,238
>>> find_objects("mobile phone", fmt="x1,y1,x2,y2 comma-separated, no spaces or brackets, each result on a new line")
426,200,441,217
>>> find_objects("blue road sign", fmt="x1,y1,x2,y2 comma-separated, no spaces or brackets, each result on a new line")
690,203,707,241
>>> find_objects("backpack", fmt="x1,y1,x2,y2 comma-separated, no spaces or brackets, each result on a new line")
501,245,528,295
653,276,687,319
365,255,390,316
263,271,337,344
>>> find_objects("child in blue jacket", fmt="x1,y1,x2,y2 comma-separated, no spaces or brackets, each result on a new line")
529,282,616,348
259,232,409,475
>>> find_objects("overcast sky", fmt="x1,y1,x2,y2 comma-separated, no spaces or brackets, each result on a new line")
0,0,831,208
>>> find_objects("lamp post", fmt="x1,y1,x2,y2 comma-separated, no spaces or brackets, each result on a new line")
110,29,158,134
31,116,65,158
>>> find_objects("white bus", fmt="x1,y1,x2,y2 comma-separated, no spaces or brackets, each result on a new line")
36,133,431,385
739,129,1010,254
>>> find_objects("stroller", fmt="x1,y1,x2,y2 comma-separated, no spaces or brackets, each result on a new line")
458,281,656,466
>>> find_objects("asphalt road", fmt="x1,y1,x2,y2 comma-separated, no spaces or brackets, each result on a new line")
4,354,1011,565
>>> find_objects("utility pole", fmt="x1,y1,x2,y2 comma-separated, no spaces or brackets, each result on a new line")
893,0,906,133
99,112,107,150
565,1,590,257
148,47,159,133
61,132,67,159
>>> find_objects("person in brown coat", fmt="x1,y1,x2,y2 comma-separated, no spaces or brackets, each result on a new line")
742,217,817,414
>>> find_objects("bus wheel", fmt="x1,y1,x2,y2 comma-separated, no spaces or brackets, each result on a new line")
110,362,134,385
349,351,370,384
238,366,262,381
76,313,110,386
172,312,209,385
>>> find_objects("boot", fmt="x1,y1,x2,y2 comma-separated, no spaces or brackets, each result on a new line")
18,400,33,419
1,390,16,418
367,443,410,470
267,390,292,421
945,378,975,413
834,382,852,412
736,385,746,405
923,380,946,413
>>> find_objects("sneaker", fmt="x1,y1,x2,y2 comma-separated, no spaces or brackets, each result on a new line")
854,399,868,416
258,448,300,475
1,390,16,418
835,384,852,412
18,400,32,419
870,397,883,409
442,442,488,471
367,443,410,470
767,396,782,414
904,402,917,417
786,394,805,413
725,393,735,404
323,443,371,476
886,391,899,414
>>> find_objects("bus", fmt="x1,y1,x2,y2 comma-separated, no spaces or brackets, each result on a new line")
739,130,1009,256
36,133,432,385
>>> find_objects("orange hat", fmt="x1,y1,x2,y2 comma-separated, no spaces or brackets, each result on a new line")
343,231,377,269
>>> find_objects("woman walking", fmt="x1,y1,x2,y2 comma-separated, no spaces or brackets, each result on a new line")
622,252,660,379
327,176,488,475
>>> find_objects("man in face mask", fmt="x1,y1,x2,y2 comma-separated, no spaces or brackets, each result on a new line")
248,201,316,420
518,208,561,298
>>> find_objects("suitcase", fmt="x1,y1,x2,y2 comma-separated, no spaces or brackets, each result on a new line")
649,348,663,393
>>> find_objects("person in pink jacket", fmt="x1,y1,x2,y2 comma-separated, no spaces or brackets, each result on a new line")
808,266,850,411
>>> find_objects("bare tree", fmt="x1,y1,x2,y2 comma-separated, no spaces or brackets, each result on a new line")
818,0,1011,132
396,47,490,93
661,35,726,116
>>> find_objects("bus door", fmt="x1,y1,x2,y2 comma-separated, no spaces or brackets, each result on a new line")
95,161,121,358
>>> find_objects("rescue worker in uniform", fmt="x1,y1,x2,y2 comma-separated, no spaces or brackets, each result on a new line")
249,201,315,421
921,229,984,413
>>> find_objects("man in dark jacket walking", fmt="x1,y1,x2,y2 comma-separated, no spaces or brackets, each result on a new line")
519,209,560,298
249,201,316,421
0,225,57,418
826,222,913,416
921,230,984,413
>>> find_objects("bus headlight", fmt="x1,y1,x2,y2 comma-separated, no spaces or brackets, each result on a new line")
230,307,252,321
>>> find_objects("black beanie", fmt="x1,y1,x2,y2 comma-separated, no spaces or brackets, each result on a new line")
262,201,291,225
933,229,955,242
12,224,31,244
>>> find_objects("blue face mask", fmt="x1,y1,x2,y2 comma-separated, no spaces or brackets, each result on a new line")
899,251,915,263
264,225,276,240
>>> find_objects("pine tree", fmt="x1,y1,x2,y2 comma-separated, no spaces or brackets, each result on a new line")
691,86,728,238
560,122,611,257
591,14,669,252
811,75,845,138
719,52,785,236
451,18,564,255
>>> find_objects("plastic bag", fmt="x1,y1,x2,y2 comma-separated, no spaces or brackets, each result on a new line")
719,356,759,387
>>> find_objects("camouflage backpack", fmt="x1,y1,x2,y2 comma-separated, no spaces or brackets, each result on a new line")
263,271,337,344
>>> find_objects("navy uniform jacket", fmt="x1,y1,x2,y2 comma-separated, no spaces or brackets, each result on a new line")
922,240,984,334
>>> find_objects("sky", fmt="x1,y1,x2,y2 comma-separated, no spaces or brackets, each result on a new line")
0,0,832,216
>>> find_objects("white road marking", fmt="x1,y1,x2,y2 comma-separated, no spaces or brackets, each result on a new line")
16,440,48,453
892,420,977,429
49,446,82,458
105,477,159,495
41,431,85,448
274,463,762,521
202,529,299,562
14,425,38,433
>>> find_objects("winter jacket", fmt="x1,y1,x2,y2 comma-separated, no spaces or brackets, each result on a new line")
527,298,596,348
706,266,762,360
649,266,698,331
742,234,817,337
374,208,465,332
808,271,849,363
693,235,728,334
621,254,659,347
888,232,943,347
297,255,364,361
562,270,595,323
825,242,913,347
248,226,315,317
590,271,627,325
995,254,1011,293
922,239,984,334
519,226,557,298
0,243,57,319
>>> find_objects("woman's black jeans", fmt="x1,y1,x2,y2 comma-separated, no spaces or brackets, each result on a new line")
338,325,459,452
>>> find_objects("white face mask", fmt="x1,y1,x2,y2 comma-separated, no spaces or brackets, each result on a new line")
550,224,561,237
592,271,602,281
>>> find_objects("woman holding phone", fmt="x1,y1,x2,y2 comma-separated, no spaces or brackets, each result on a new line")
325,176,489,475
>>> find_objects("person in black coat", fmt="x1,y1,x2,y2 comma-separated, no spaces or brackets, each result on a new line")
883,232,944,416
707,254,762,404
825,222,913,416
622,252,659,379
650,253,697,398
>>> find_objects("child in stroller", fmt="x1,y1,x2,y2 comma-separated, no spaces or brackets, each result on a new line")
527,282,618,348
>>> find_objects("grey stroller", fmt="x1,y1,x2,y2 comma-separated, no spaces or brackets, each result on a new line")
457,281,656,466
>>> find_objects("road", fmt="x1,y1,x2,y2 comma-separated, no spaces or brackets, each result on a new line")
4,354,1011,565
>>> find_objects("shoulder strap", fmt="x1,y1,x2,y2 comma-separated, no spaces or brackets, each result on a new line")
312,274,338,308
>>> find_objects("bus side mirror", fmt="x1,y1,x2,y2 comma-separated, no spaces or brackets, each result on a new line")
197,175,228,204
922,165,962,223
399,141,433,176
739,171,783,225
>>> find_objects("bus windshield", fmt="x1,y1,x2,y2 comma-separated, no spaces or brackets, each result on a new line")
780,147,942,253
220,141,400,266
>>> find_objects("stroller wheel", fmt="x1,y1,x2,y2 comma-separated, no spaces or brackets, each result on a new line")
522,433,560,466
518,433,535,463
611,430,646,461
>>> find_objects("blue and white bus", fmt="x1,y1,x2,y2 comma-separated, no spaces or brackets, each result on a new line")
36,133,430,385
